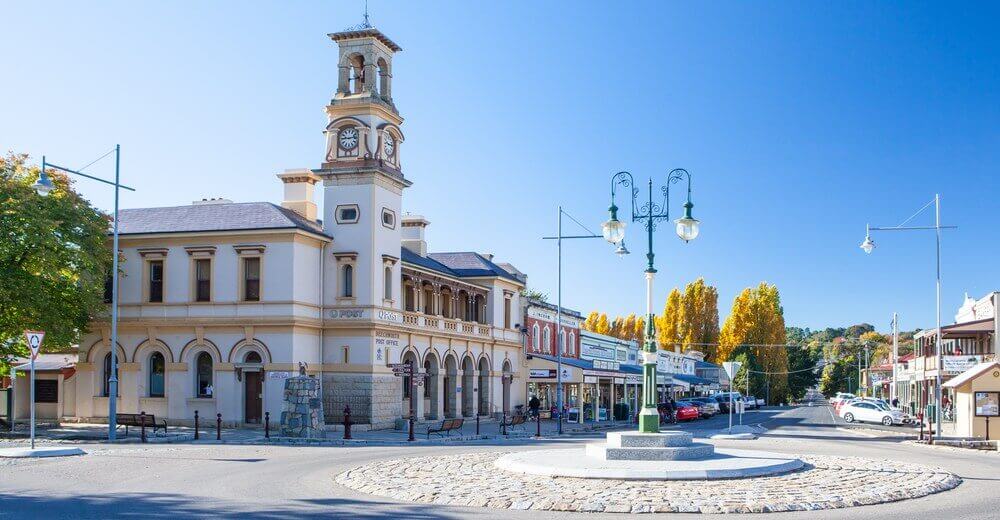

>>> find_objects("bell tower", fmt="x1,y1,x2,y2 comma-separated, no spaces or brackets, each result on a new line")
316,23,410,313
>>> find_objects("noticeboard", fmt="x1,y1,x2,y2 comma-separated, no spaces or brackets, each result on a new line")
974,391,999,417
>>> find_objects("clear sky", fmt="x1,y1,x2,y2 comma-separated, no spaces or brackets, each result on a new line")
3,1,997,332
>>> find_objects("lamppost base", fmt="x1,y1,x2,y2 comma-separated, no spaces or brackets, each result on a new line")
638,409,660,433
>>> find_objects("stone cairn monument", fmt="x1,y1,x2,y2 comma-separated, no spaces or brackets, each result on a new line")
279,363,324,438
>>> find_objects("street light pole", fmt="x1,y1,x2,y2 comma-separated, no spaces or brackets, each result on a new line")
35,145,134,441
891,312,898,405
861,194,954,439
602,169,699,434
543,207,612,434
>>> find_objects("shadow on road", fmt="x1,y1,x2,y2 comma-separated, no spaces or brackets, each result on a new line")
0,493,463,519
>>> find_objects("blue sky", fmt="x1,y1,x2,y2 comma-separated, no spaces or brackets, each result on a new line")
3,1,997,332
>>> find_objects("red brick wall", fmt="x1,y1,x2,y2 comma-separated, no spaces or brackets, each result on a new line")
524,315,580,358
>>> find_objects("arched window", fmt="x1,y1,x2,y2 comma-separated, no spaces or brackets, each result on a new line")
148,352,165,397
196,352,213,397
532,324,540,351
384,266,392,300
543,327,551,354
342,265,354,297
102,352,118,397
568,333,575,355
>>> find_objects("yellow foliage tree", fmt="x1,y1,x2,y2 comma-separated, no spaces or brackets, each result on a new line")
718,282,789,402
594,313,611,335
582,311,600,332
657,288,682,350
678,278,720,358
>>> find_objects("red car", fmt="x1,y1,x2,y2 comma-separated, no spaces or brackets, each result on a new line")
674,401,700,421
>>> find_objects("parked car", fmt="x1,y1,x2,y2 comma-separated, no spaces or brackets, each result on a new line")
674,401,701,421
743,396,759,410
830,392,855,406
839,401,905,426
688,397,720,416
711,394,731,413
755,397,765,407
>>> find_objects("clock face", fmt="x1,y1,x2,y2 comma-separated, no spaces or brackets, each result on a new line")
383,133,395,157
338,128,358,150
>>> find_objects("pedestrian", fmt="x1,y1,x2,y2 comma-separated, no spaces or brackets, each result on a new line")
891,397,899,409
528,395,541,418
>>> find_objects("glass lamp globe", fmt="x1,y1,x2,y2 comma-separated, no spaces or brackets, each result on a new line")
860,236,875,254
602,217,626,245
675,216,700,243
615,242,630,258
33,171,54,197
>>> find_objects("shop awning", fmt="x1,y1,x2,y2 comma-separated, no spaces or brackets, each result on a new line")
673,373,714,386
941,318,995,338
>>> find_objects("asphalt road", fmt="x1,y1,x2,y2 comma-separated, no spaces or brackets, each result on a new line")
1,405,997,519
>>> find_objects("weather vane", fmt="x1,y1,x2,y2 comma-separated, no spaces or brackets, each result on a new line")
344,0,374,31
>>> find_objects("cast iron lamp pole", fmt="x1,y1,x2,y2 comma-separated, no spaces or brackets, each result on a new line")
602,169,699,434
33,145,134,441
860,194,955,440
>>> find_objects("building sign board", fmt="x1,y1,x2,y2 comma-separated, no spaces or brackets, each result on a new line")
581,342,616,361
975,391,999,417
942,355,982,374
330,308,365,319
625,374,642,384
377,310,403,323
591,359,620,371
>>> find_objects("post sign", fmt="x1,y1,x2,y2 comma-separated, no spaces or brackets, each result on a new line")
974,391,999,417
25,331,45,360
722,361,742,380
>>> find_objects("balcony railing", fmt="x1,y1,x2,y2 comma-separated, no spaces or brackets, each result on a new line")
401,312,492,338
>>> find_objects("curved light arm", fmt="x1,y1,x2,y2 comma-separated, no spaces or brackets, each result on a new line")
609,171,636,221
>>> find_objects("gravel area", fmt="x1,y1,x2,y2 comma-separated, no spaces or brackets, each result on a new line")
336,451,961,514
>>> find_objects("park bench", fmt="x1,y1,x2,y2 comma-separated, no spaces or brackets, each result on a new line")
425,418,464,438
500,413,527,433
116,413,167,437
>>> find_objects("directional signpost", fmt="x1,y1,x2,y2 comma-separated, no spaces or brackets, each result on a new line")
389,363,421,441
24,331,45,449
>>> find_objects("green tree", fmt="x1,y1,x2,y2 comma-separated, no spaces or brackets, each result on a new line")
0,153,112,376
520,288,548,302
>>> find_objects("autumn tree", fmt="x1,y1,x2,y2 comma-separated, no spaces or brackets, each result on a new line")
582,311,600,332
718,282,790,403
677,278,720,358
656,288,682,350
0,153,112,377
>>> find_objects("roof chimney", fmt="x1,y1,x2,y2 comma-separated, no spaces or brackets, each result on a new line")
277,169,320,221
401,215,430,256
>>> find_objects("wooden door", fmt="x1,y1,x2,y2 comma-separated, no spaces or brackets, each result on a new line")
245,372,262,424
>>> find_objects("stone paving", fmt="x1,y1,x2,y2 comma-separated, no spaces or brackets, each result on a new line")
335,451,961,514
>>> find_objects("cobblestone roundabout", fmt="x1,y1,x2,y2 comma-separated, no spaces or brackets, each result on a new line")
335,451,961,514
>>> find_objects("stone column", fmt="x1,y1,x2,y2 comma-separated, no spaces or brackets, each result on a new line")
337,65,350,94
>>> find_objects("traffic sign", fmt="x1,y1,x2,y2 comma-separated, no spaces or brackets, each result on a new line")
24,330,45,360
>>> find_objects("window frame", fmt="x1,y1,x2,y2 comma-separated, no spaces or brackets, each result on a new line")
147,259,164,303
193,258,212,302
335,204,360,224
195,352,214,398
342,264,354,298
381,207,396,229
241,256,262,302
148,352,166,398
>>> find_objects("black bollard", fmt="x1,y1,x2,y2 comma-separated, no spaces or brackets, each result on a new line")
194,410,200,440
264,411,270,439
408,413,415,442
216,413,222,441
140,411,147,443
501,412,507,436
535,411,541,437
476,414,480,435
343,405,353,440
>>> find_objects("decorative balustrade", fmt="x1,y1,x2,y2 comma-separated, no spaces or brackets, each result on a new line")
402,313,419,325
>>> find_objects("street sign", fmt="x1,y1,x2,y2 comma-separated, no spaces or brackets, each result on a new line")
24,330,45,360
722,361,741,380
23,330,44,450
388,363,412,376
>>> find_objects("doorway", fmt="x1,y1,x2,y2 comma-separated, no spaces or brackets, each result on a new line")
245,371,262,424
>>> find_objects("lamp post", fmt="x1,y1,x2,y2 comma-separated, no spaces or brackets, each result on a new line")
861,194,955,439
33,145,134,441
602,169,699,433
542,207,624,434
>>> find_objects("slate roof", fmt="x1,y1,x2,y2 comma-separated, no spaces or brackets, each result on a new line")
401,247,460,277
115,202,330,238
427,252,522,282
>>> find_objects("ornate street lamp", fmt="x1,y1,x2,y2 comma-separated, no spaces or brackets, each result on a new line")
603,168,698,434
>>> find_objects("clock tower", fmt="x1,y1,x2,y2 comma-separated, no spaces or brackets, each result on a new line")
316,23,411,427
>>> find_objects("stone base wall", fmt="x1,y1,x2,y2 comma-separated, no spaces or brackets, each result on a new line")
323,372,401,430
279,376,323,437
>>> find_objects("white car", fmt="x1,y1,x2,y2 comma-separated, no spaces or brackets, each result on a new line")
839,401,905,426
830,392,855,406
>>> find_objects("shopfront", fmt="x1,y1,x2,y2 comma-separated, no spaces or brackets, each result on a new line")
524,361,579,418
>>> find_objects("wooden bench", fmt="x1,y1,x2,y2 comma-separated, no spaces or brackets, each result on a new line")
116,413,167,437
500,413,527,433
425,418,464,438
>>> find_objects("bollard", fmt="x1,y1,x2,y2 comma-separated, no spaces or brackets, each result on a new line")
343,405,353,440
535,411,541,437
194,410,200,440
216,413,222,441
476,414,480,436
264,411,270,439
918,412,924,441
408,413,415,442
140,411,147,443
501,412,507,436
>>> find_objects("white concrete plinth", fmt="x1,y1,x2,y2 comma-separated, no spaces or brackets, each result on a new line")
0,447,85,458
495,447,804,480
